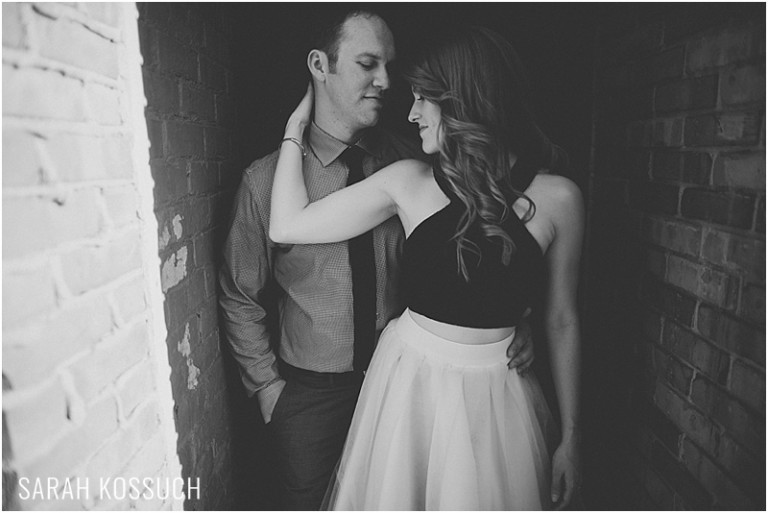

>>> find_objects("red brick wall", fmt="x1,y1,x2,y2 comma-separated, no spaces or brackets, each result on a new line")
587,5,765,508
138,3,240,509
3,3,181,510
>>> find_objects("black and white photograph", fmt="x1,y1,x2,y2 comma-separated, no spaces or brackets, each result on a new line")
2,2,765,510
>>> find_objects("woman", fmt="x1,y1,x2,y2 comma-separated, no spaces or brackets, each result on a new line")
270,26,582,510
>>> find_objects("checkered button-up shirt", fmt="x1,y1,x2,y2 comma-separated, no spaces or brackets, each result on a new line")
219,122,422,400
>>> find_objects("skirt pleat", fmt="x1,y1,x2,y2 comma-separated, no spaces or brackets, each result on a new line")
324,309,554,510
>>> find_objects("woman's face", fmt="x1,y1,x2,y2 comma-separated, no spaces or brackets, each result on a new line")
408,92,442,155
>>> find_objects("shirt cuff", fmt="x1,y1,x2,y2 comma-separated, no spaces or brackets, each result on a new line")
256,379,287,424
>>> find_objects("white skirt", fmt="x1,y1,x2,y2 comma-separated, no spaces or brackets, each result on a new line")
324,309,556,510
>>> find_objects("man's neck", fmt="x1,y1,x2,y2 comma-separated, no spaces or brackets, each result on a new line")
312,117,364,146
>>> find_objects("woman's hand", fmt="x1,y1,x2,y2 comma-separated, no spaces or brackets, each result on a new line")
550,436,581,509
285,82,313,139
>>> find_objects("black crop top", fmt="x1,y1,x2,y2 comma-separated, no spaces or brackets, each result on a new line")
401,168,546,328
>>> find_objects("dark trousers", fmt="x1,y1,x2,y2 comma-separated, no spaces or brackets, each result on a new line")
269,362,363,510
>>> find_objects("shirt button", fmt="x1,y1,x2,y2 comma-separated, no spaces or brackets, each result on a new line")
376,312,380,320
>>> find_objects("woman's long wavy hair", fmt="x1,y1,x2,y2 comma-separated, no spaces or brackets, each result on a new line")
403,26,568,281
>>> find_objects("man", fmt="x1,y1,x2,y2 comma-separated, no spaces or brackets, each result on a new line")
219,9,534,509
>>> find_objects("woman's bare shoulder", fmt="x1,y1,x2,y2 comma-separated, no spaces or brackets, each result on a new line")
530,173,582,202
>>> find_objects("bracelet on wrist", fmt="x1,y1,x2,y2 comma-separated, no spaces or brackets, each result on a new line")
281,137,306,159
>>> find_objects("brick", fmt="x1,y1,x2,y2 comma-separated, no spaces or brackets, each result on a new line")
664,4,753,43
3,64,86,121
103,184,140,229
84,401,162,500
654,380,720,456
181,83,215,121
680,188,755,229
643,217,702,256
663,321,730,384
143,71,180,115
45,133,133,182
69,321,149,402
637,400,682,454
721,65,765,106
652,118,684,148
641,278,697,326
2,129,42,187
137,22,160,70
681,438,757,509
2,298,113,389
116,361,156,419
203,265,218,299
690,375,763,452
650,441,712,509
19,394,119,485
3,381,68,460
729,359,765,414
204,127,228,159
214,93,236,127
59,231,143,295
697,304,765,365
655,75,718,113
166,121,205,158
200,56,227,93
726,234,765,281
164,279,190,331
664,255,700,297
739,282,764,324
629,182,679,215
3,190,104,259
653,347,694,395
36,14,118,79
146,119,164,159
80,3,122,27
686,26,756,74
713,152,765,190
3,3,27,49
190,162,219,194
157,32,198,81
2,263,56,327
682,152,712,185
152,160,190,205
112,275,147,324
714,433,765,505
85,83,122,125
684,112,762,147
635,46,685,85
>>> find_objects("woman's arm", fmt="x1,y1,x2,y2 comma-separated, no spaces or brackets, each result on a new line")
269,85,406,244
541,176,584,509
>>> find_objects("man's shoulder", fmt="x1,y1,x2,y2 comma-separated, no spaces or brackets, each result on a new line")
242,149,280,189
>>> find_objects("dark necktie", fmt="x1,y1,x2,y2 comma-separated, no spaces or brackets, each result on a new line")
341,145,377,371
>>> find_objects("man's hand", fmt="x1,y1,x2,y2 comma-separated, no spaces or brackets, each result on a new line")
258,379,287,424
507,311,534,373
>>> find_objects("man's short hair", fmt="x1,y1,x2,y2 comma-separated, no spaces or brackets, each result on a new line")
312,7,387,72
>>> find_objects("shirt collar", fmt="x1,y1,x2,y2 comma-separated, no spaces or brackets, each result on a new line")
308,121,381,167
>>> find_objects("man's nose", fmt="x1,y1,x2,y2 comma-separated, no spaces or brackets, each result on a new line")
373,66,390,90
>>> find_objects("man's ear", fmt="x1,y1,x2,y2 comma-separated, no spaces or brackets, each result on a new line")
307,49,329,82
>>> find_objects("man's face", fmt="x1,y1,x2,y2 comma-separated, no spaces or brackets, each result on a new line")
324,15,395,134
